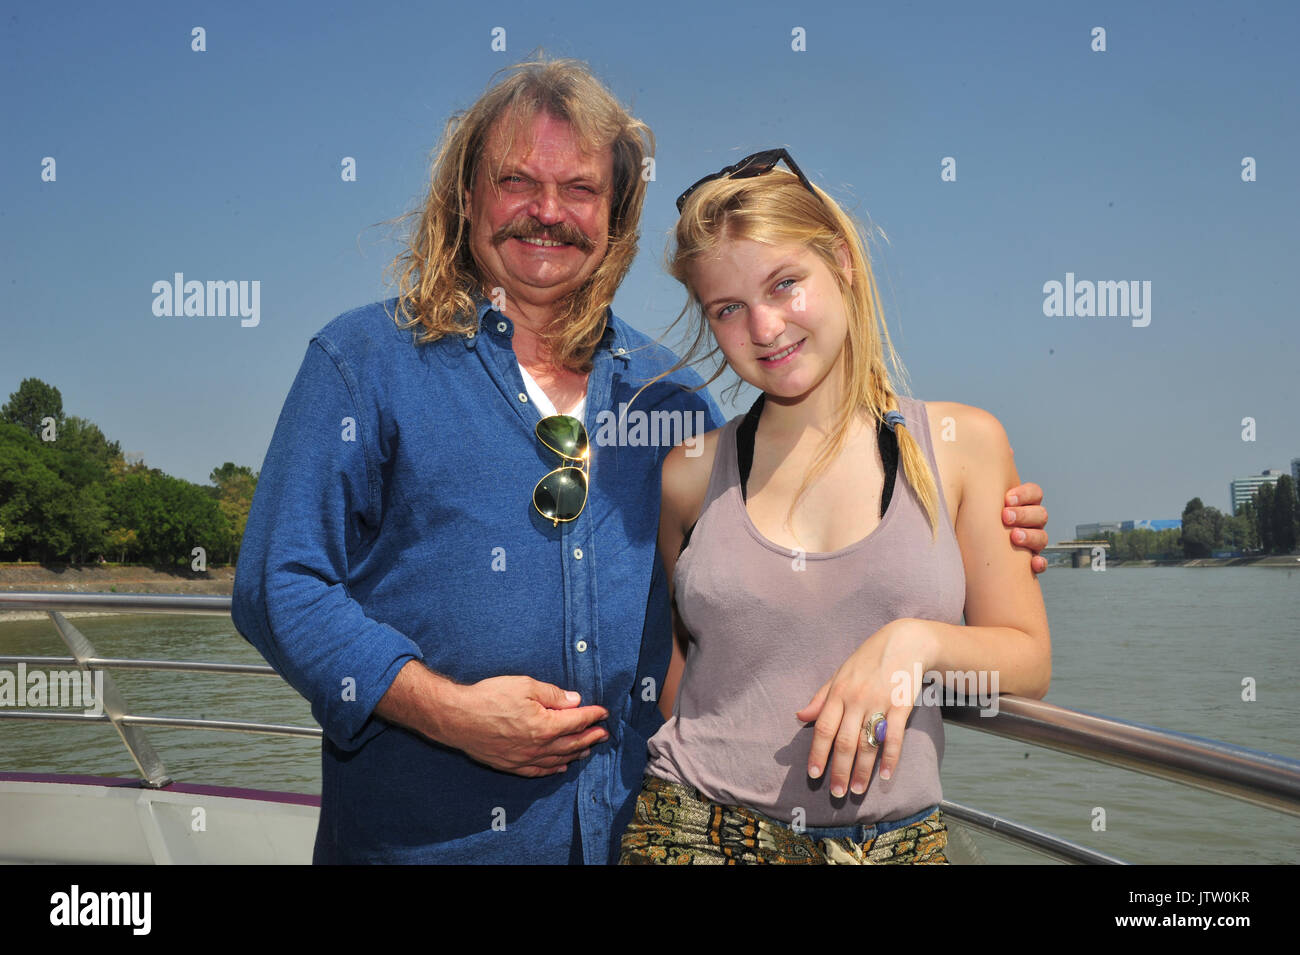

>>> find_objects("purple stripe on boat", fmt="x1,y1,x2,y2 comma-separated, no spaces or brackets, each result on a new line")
0,771,321,807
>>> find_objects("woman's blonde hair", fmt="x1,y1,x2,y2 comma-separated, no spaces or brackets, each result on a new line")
666,169,940,537
385,55,653,372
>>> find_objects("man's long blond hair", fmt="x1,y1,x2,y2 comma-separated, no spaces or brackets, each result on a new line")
386,55,653,372
667,170,940,537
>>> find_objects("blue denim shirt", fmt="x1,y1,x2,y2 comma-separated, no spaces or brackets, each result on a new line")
231,298,723,863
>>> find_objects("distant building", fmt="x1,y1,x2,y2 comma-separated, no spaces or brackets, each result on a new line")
1292,457,1299,486
1076,519,1181,538
1121,520,1182,532
1230,469,1287,515
1075,521,1123,539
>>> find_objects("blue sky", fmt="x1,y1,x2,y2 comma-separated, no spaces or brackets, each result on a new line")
3,0,1297,538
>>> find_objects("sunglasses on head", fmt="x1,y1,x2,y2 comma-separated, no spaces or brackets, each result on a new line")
533,414,589,526
675,148,821,213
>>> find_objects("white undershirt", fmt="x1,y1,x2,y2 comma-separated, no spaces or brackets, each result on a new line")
518,362,586,421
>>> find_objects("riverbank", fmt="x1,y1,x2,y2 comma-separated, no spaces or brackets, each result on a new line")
1076,555,1300,569
0,564,234,620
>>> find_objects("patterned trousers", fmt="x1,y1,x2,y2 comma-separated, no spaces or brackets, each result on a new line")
619,775,950,865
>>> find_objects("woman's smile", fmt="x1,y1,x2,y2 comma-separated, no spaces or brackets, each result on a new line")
757,338,806,365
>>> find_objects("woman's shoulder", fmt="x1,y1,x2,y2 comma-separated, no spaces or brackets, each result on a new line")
920,400,1003,425
660,418,738,528
921,401,1011,450
661,421,727,488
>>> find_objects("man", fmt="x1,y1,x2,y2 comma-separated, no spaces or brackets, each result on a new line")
231,56,1048,864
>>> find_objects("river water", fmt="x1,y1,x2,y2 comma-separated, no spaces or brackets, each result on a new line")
2,567,1297,864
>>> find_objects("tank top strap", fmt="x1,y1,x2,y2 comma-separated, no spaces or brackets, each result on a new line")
892,396,928,460
700,414,745,520
892,396,953,526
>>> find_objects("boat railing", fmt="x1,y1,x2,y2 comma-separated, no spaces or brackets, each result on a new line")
3,591,1298,865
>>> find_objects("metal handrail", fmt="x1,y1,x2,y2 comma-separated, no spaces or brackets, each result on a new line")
0,592,231,615
938,801,1126,865
943,698,1300,818
0,655,280,676
0,708,321,738
5,590,1300,863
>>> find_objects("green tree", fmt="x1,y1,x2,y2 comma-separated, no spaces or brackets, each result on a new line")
1237,501,1258,552
1,378,64,439
1255,484,1276,553
104,526,138,564
1272,475,1297,553
108,471,229,565
209,462,257,563
1158,527,1182,559
210,462,256,488
0,423,77,561
1181,498,1215,558
1223,512,1256,553
56,416,122,477
67,483,109,563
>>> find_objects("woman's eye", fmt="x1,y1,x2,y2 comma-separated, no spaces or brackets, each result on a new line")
715,303,740,319
775,278,797,292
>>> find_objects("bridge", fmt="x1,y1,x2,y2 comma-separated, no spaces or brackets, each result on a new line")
1043,540,1110,568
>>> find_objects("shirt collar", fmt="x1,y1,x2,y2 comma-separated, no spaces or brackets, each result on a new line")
465,297,628,362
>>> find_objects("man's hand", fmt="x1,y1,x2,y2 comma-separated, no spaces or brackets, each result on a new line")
435,676,609,777
1003,482,1049,575
375,662,609,777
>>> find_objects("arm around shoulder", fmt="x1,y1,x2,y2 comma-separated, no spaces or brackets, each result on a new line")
928,403,1051,698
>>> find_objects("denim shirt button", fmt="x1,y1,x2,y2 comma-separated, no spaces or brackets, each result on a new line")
497,321,508,334
573,547,583,559
576,640,588,653
517,392,528,402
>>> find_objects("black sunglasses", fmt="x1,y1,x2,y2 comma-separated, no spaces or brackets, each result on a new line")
533,415,589,526
675,148,821,213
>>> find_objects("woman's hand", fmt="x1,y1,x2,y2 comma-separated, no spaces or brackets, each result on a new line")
795,619,934,799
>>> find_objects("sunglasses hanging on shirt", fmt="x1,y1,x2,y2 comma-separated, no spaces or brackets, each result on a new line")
533,414,589,525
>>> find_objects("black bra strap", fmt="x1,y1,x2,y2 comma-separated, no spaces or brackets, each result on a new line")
879,412,900,516
736,393,766,501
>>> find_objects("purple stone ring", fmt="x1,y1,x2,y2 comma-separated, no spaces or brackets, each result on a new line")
865,713,887,748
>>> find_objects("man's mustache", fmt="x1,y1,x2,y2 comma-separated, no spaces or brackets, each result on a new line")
493,217,595,252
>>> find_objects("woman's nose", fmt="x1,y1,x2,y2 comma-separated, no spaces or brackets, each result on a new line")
749,303,787,346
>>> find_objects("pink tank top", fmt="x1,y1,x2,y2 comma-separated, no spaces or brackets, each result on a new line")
645,395,966,826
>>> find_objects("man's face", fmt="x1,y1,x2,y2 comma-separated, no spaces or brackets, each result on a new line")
466,110,614,314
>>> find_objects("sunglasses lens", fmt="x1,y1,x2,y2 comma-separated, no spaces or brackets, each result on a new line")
534,467,588,522
732,151,780,179
536,415,588,460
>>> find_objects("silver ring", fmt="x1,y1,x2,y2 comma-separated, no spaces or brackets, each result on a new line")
864,712,887,749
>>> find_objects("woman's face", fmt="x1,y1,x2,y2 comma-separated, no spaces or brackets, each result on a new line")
690,238,852,403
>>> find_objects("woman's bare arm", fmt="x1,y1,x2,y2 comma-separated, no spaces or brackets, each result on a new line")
655,432,719,721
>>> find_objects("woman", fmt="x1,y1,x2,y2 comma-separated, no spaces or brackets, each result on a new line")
619,150,1051,864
